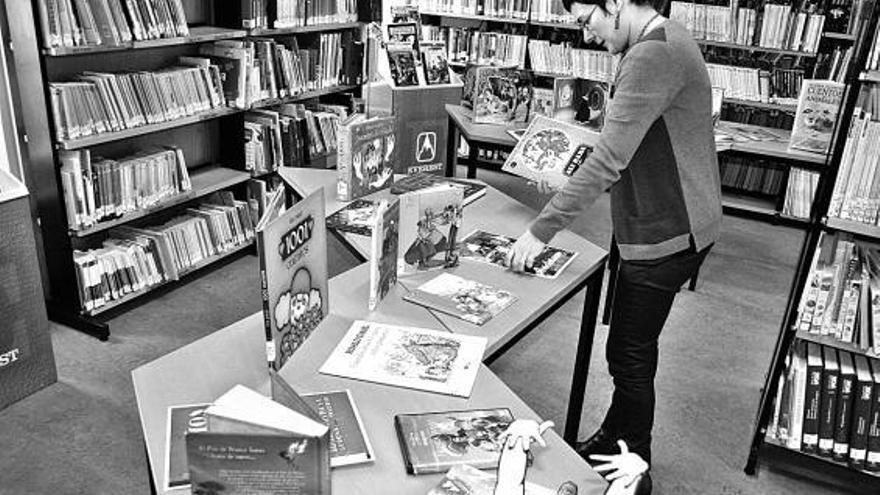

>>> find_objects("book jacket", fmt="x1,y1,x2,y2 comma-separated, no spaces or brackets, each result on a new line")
337,115,396,202
458,230,579,279
326,198,377,236
395,408,514,474
387,42,420,87
165,403,210,490
403,273,517,326
790,80,844,155
399,184,464,274
302,390,375,467
369,199,400,310
472,67,533,124
256,188,329,370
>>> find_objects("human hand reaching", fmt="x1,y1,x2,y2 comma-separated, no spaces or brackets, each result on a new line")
507,230,547,274
494,420,555,495
590,441,650,495
529,176,560,196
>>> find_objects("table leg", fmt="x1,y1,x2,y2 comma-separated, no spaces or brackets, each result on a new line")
602,242,619,325
467,143,479,179
564,264,606,446
688,266,699,291
446,116,459,177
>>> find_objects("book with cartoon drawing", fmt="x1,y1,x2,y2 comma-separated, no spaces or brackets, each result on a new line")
398,184,464,275
337,114,396,202
256,187,329,371
472,66,533,124
403,273,517,326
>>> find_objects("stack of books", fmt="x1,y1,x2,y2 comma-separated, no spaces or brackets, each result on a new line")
828,96,880,225
528,41,617,82
241,0,358,29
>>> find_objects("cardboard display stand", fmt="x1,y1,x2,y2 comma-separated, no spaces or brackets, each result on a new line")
0,169,56,411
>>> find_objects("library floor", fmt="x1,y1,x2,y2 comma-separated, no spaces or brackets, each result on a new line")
0,167,856,495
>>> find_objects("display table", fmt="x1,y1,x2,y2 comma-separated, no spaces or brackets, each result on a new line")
444,104,522,178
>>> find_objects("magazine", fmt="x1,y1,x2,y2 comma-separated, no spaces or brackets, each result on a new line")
318,320,487,398
399,184,464,274
501,115,599,190
457,229,578,279
422,41,452,85
387,42,420,87
326,198,378,236
403,273,517,326
302,390,375,467
165,403,210,491
427,465,555,495
394,408,515,474
472,67,533,124
789,80,845,154
337,114,396,202
369,199,400,311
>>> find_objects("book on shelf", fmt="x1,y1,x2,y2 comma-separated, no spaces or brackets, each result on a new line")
531,88,554,119
850,355,875,468
471,66,533,124
247,175,284,224
301,390,374,467
719,157,786,196
403,272,517,326
803,343,824,453
815,46,854,83
391,4,423,27
530,0,576,24
187,376,330,495
457,229,578,279
833,350,856,461
421,0,531,19
336,114,396,202
427,464,555,495
828,92,880,225
394,408,515,474
869,359,880,470
818,346,840,457
391,173,487,206
502,115,598,191
165,403,210,491
58,146,192,231
368,198,400,311
528,41,617,82
256,188,328,371
398,184,464,275
790,80,845,155
868,23,880,71
782,168,819,220
241,0,358,29
326,198,378,236
424,26,527,68
319,320,487,398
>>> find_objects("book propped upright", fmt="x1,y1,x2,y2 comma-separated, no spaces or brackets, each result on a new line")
789,80,844,155
256,188,329,371
186,375,331,495
369,199,400,311
399,184,463,275
336,114,396,202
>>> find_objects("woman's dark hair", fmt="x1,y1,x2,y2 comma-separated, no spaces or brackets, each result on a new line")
562,0,668,13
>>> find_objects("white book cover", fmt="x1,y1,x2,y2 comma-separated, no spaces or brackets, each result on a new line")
319,320,486,398
789,80,845,155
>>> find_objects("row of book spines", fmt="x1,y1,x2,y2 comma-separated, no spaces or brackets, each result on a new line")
770,342,880,471
244,106,341,175
59,147,191,231
782,168,819,219
829,105,880,226
719,158,787,195
429,28,527,67
706,64,802,105
420,0,535,19
37,0,189,49
526,41,617,80
241,0,358,30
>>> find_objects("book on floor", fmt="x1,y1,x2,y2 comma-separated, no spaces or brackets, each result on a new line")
301,390,374,467
399,184,464,274
390,174,487,206
403,273,517,326
326,198,378,236
336,114,396,202
256,188,329,371
457,230,578,279
395,408,514,474
502,115,599,191
427,464,555,495
369,199,400,311
472,66,533,124
789,80,844,155
319,320,487,398
164,403,210,491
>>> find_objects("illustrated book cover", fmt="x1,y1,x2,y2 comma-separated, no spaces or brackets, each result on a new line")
422,41,451,85
165,403,210,491
472,67,533,124
391,174,487,206
552,77,579,122
427,465,555,495
369,199,400,311
789,79,845,155
387,42,420,87
398,184,464,274
531,87,554,119
458,230,579,279
576,80,609,131
301,390,374,467
403,273,517,326
256,188,329,371
325,198,377,236
337,114,396,202
387,22,420,53
394,408,515,474
502,115,599,190
318,320,487,398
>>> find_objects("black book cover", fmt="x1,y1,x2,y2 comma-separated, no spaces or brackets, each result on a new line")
833,351,856,462
818,346,839,457
867,358,880,471
801,343,823,453
849,355,874,468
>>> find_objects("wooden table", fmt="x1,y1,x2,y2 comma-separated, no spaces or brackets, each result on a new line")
445,104,523,179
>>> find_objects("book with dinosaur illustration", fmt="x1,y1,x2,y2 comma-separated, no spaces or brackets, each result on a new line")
337,114,396,202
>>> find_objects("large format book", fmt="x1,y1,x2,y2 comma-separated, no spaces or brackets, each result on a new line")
801,343,823,453
387,42,420,87
394,408,515,474
427,464,555,495
403,273,517,326
325,198,378,236
301,390,374,467
502,115,599,191
165,403,210,491
369,199,400,310
789,80,845,155
256,188,329,371
398,184,464,274
457,230,578,279
472,66,533,124
849,354,875,468
868,358,880,471
336,114,396,202
319,320,487,398
817,346,839,457
832,350,856,461
391,174,487,206
187,377,331,495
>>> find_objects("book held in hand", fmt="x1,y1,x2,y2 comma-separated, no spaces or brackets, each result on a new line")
301,390,374,467
399,184,464,274
319,320,487,398
403,273,517,326
502,115,599,191
369,199,400,311
458,230,579,279
789,80,844,155
337,114,396,202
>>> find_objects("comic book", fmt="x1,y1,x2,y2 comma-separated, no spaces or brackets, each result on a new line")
422,41,451,85
789,80,845,154
472,67,533,124
326,198,378,236
457,229,579,279
398,184,464,274
403,273,517,325
387,22,420,53
531,87,554,118
387,42,420,87
369,198,400,310
337,114,396,201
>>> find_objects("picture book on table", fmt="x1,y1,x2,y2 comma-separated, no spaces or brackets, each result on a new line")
403,273,517,326
318,320,487,398
391,173,487,206
186,376,330,495
325,198,378,236
472,67,533,124
256,188,329,371
301,390,374,467
165,403,210,491
427,465,556,495
387,42,420,87
369,198,400,311
421,41,451,85
399,184,464,274
502,115,599,190
337,114,396,202
394,408,515,474
458,230,579,279
790,80,845,155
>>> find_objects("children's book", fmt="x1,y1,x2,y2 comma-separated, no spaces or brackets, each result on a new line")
394,408,515,474
319,320,487,398
502,115,599,190
390,174,487,206
403,273,517,326
301,390,374,467
422,41,451,85
387,42,420,87
789,80,845,155
457,230,579,279
337,114,396,201
398,184,464,274
325,198,378,236
387,22,420,53
256,188,329,370
531,88,554,118
427,465,555,495
369,199,400,310
165,403,210,491
472,67,533,124
577,80,609,131
552,77,578,122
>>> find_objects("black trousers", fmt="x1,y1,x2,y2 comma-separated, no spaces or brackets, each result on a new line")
600,244,712,464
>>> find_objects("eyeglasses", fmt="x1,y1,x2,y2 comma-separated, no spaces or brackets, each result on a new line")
577,6,599,32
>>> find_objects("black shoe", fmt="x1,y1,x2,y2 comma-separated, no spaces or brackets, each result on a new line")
602,472,652,495
575,429,618,465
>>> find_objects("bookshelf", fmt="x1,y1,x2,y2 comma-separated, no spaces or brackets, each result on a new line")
6,0,368,340
746,1,880,490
